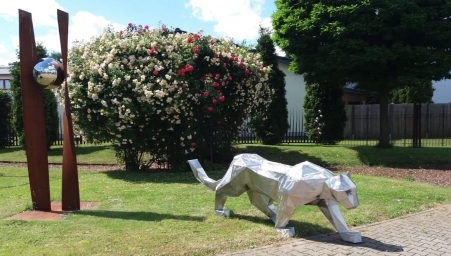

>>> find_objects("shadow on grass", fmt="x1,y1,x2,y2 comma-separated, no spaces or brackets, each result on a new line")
106,146,325,183
305,233,404,252
0,147,23,154
0,173,30,188
105,170,201,184
47,145,113,157
74,210,205,222
232,213,334,238
235,145,325,166
349,145,451,168
0,183,29,189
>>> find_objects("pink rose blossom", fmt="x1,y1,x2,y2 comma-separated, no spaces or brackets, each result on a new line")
185,64,194,72
177,68,186,76
148,47,156,55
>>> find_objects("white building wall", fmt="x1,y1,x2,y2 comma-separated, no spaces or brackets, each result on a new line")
278,61,306,114
432,80,451,103
0,66,9,78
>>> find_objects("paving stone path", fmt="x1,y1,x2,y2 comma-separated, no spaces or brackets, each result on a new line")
222,204,451,256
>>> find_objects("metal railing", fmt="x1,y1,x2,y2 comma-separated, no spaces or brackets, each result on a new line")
3,104,451,148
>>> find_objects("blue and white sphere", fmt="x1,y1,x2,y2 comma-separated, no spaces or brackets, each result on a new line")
33,58,65,89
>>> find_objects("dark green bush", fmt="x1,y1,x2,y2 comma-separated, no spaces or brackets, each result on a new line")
0,90,12,148
304,82,347,144
9,43,60,149
251,27,289,145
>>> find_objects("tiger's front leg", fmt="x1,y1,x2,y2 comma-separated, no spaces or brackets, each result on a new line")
317,199,362,243
214,185,248,217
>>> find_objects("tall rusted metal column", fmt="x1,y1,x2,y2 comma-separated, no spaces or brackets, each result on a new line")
18,9,51,211
58,10,80,211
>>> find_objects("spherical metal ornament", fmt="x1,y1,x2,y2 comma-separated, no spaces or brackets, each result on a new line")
33,58,65,89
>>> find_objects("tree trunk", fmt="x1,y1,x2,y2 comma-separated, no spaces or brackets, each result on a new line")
378,87,391,147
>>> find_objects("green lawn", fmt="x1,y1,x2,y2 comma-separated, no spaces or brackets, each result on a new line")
0,165,450,255
1,143,451,255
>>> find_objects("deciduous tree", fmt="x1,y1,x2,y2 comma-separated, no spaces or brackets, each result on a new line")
391,80,435,104
273,0,451,147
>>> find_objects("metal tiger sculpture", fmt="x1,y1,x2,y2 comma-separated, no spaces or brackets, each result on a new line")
188,153,361,243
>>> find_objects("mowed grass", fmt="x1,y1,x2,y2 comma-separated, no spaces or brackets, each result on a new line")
1,143,451,255
0,166,450,255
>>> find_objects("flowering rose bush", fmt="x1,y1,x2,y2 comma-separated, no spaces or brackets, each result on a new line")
57,24,272,170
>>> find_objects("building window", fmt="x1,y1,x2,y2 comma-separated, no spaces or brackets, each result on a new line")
1,79,10,90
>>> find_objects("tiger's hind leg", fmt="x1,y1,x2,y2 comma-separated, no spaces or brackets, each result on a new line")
246,190,277,222
273,194,297,237
214,193,230,217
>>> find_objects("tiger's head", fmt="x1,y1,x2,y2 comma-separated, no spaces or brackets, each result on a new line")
325,172,359,209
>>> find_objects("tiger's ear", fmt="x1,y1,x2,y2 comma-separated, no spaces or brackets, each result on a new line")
343,171,351,179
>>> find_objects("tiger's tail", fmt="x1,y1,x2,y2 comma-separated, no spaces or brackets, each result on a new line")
187,159,221,191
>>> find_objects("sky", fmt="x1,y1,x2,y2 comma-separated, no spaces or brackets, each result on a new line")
0,0,276,66
0,0,449,102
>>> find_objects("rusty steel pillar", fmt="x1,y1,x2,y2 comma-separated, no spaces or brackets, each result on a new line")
19,9,51,211
58,10,80,211
18,9,80,212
